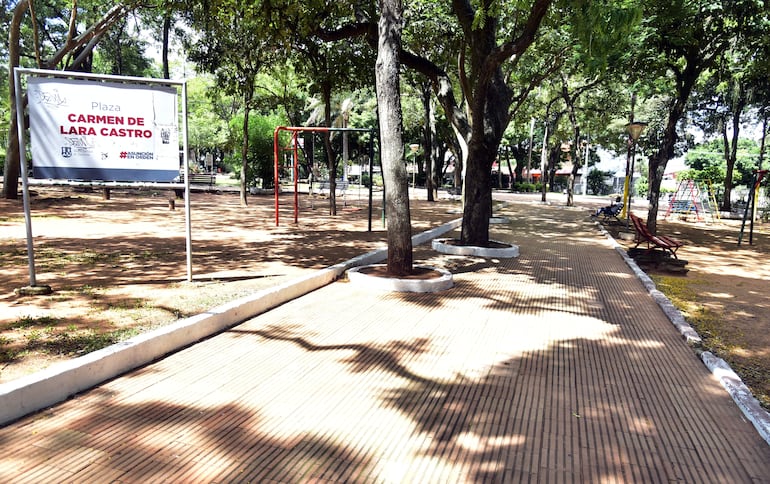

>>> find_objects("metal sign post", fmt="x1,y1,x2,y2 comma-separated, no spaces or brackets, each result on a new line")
13,67,47,293
13,68,192,292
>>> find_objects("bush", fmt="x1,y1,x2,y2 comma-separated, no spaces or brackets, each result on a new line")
512,181,538,192
587,168,612,195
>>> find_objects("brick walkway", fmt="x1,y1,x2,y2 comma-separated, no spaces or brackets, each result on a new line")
1,200,769,483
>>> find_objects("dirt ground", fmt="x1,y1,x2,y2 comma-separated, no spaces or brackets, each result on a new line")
1,187,768,411
0,186,459,382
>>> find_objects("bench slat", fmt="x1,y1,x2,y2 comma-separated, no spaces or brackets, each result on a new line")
629,213,684,258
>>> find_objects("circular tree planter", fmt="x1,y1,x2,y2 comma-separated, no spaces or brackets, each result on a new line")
347,264,454,293
432,238,520,258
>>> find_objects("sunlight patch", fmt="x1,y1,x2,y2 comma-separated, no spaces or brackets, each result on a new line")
455,431,525,451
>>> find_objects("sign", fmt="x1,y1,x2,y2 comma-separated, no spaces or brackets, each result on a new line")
27,77,179,182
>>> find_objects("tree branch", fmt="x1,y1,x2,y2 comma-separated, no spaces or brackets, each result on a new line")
315,22,375,43
47,4,134,69
451,0,475,35
490,0,552,65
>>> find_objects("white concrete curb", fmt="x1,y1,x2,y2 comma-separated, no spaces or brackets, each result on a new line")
432,238,520,258
595,220,770,446
0,218,462,426
347,264,454,293
701,351,770,444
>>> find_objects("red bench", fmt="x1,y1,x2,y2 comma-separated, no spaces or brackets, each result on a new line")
629,213,684,259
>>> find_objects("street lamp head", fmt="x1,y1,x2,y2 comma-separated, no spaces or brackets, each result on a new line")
409,143,420,153
626,121,648,141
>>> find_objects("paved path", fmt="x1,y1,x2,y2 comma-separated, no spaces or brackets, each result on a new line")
1,200,769,483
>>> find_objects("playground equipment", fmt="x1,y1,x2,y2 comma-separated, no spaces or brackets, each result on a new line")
273,126,377,228
664,179,718,222
738,170,768,246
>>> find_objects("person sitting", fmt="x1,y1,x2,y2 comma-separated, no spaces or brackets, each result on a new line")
593,196,622,218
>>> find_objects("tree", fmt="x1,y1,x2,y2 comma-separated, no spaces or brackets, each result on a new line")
636,0,763,232
228,110,287,189
683,138,759,202
186,75,231,167
690,11,770,212
4,1,140,199
315,1,555,245
317,1,643,245
375,0,413,275
411,1,553,245
183,0,273,206
91,14,156,77
290,23,375,216
587,168,612,195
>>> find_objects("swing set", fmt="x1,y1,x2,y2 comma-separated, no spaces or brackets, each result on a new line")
738,170,768,246
664,179,719,223
272,126,378,228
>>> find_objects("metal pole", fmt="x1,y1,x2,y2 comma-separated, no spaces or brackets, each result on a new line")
540,123,548,202
626,140,637,228
274,127,281,226
182,81,193,282
293,132,299,224
14,67,38,288
527,118,534,183
583,136,589,195
621,93,636,221
368,137,375,232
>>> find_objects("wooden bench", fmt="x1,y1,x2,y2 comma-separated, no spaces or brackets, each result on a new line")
629,213,684,259
595,202,623,223
188,173,216,185
669,199,697,213
316,179,349,196
173,172,216,198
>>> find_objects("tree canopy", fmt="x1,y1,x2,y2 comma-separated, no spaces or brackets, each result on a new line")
2,0,769,240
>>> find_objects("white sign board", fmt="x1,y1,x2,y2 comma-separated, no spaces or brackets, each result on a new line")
27,77,180,182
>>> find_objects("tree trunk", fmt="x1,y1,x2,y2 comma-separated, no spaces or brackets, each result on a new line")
422,82,435,202
322,83,337,215
3,0,28,200
240,86,252,207
562,75,581,207
759,113,768,170
430,97,441,199
540,123,549,202
721,124,735,212
3,2,131,199
459,55,511,244
376,0,412,276
648,92,690,234
461,140,495,246
720,89,746,212
162,13,171,80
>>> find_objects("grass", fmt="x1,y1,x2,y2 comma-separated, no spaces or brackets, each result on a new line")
651,274,769,410
33,327,141,356
20,247,177,272
0,276,263,375
1,314,142,365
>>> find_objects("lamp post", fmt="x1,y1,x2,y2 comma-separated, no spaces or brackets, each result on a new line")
581,138,589,195
623,121,647,226
409,143,420,188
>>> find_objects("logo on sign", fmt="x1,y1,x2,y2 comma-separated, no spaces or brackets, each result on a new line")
161,128,171,144
61,146,72,158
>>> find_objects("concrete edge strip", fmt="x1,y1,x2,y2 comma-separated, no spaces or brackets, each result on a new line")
595,220,770,446
0,217,462,426
701,351,770,444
